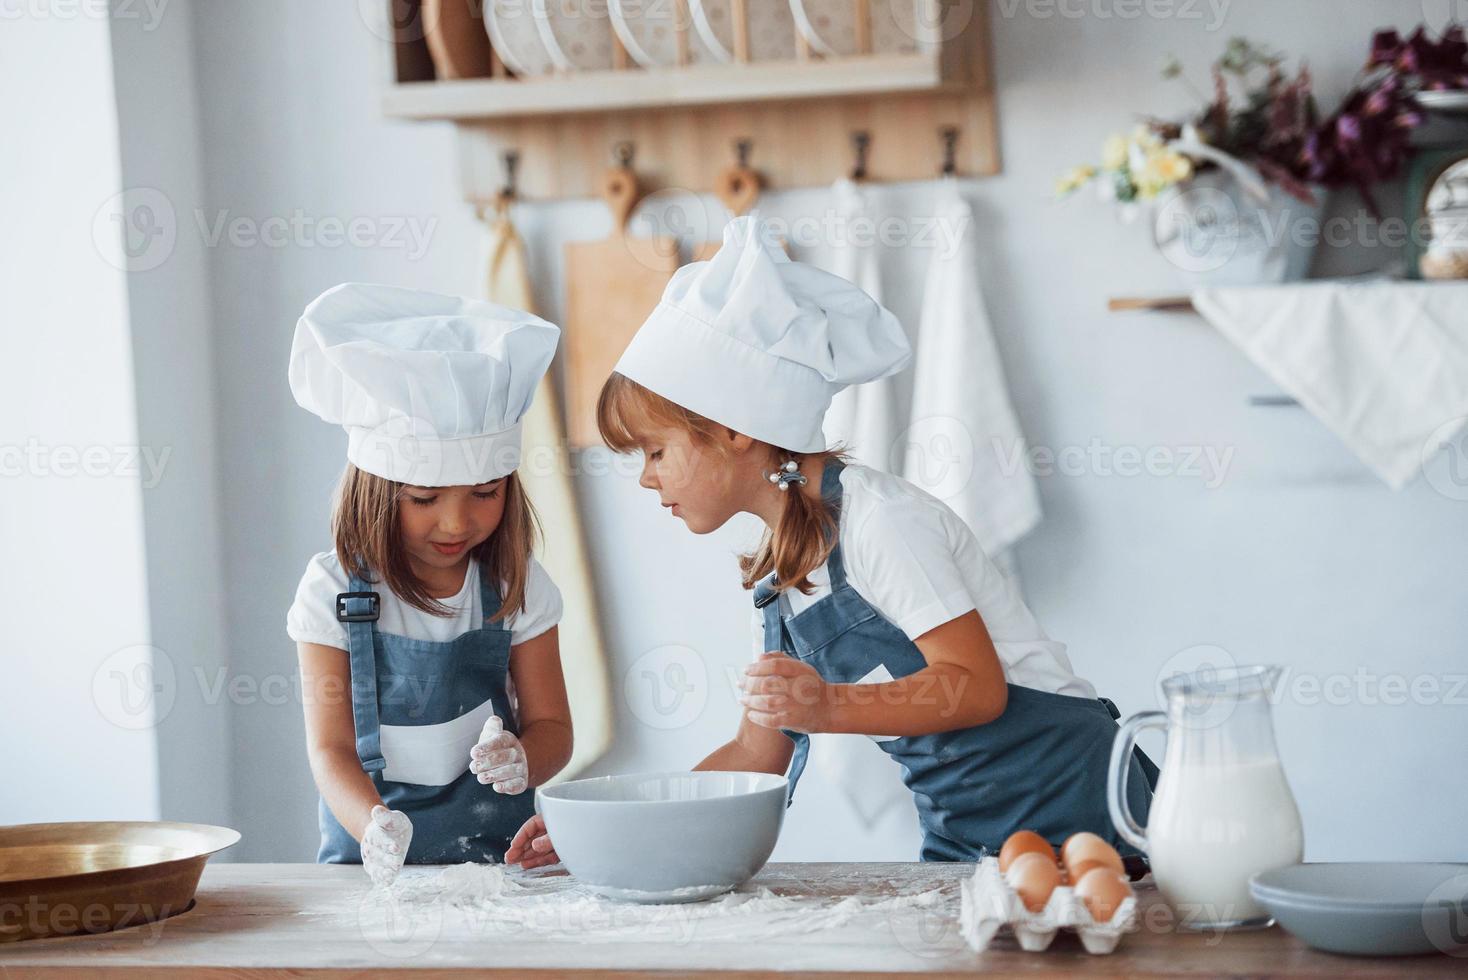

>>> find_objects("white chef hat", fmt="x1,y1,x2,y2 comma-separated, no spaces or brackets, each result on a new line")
613,215,911,453
290,282,560,487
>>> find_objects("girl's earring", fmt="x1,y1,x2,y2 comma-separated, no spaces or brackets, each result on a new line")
764,458,808,493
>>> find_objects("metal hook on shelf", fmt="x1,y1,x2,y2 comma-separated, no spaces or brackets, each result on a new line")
734,138,752,168
850,131,870,181
612,140,635,168
939,126,959,177
500,149,520,201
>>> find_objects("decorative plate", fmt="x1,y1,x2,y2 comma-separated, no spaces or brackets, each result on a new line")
533,0,617,71
791,0,920,57
609,0,721,67
485,0,558,76
690,0,797,63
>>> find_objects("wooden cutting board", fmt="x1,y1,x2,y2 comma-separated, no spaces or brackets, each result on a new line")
422,0,496,79
563,165,678,448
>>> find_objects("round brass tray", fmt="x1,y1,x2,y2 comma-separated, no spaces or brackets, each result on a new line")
0,821,240,943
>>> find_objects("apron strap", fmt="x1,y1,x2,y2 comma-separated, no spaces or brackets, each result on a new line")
753,458,849,603
476,559,506,627
755,590,809,807
752,457,848,806
339,573,386,775
819,459,849,589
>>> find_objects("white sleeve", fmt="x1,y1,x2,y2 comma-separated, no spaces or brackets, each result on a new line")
507,558,563,646
843,494,977,641
751,607,767,661
285,552,350,650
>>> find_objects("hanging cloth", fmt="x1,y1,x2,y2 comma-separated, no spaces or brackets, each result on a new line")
482,199,614,781
903,179,1042,557
822,178,907,470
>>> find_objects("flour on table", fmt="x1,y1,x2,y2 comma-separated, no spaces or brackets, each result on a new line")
360,863,959,945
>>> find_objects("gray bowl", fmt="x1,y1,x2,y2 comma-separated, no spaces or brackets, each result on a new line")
1250,863,1468,957
537,771,787,903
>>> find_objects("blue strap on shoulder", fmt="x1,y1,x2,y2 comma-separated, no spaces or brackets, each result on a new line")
752,458,848,806
337,575,386,775
476,560,506,628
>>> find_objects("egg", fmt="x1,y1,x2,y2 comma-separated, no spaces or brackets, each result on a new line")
998,829,1056,872
1060,832,1124,880
1005,851,1062,912
1074,867,1134,923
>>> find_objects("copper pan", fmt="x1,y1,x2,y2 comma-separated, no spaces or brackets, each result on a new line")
0,821,240,943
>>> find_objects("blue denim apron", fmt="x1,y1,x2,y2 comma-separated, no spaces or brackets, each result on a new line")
317,561,534,864
755,461,1158,862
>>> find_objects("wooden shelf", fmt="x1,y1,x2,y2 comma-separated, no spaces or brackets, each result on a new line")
382,0,999,201
383,52,963,121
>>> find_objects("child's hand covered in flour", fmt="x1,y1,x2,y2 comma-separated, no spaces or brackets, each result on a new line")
470,715,529,794
362,805,412,887
740,651,832,734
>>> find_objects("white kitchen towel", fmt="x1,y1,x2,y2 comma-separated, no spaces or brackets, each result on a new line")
1192,281,1468,489
822,178,907,470
903,180,1042,556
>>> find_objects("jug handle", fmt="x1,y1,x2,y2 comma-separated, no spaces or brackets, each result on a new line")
1108,710,1165,854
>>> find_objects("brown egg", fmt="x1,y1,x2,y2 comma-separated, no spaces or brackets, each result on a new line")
1060,832,1124,880
1006,851,1063,912
998,829,1056,872
1074,867,1134,923
1066,857,1113,883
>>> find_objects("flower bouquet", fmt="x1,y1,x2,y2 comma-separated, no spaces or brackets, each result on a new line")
1057,32,1449,284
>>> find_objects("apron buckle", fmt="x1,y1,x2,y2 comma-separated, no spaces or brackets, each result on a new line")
336,591,381,623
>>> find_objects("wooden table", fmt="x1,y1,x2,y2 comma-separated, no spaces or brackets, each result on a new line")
2,863,1462,977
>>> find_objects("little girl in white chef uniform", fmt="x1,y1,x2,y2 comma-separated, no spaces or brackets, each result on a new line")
286,283,573,886
507,218,1156,870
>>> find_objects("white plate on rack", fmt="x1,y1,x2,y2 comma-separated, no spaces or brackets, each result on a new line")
485,0,558,76
690,0,797,63
791,0,921,57
533,0,616,72
609,0,719,67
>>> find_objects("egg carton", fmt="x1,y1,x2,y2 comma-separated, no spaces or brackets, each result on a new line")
958,856,1139,955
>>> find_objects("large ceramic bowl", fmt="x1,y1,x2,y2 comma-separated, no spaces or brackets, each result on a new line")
537,771,787,903
1250,862,1468,956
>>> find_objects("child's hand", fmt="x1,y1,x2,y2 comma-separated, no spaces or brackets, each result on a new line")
362,805,412,887
740,652,831,734
505,814,560,869
470,715,529,794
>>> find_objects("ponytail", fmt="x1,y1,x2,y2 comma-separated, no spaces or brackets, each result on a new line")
596,372,845,595
738,449,845,594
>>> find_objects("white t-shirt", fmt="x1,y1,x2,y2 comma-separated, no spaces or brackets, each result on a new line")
753,465,1096,699
287,550,563,651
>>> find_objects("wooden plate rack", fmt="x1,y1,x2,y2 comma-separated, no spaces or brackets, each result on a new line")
381,0,999,202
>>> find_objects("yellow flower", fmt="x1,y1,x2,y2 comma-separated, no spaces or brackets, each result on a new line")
1138,150,1193,191
1153,151,1193,183
1101,135,1128,171
1054,165,1096,197
1131,124,1163,150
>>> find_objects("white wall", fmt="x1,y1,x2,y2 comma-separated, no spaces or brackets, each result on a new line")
109,0,235,833
0,11,159,822
157,0,1468,862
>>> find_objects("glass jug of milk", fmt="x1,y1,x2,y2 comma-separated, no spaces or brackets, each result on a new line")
1108,664,1304,930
